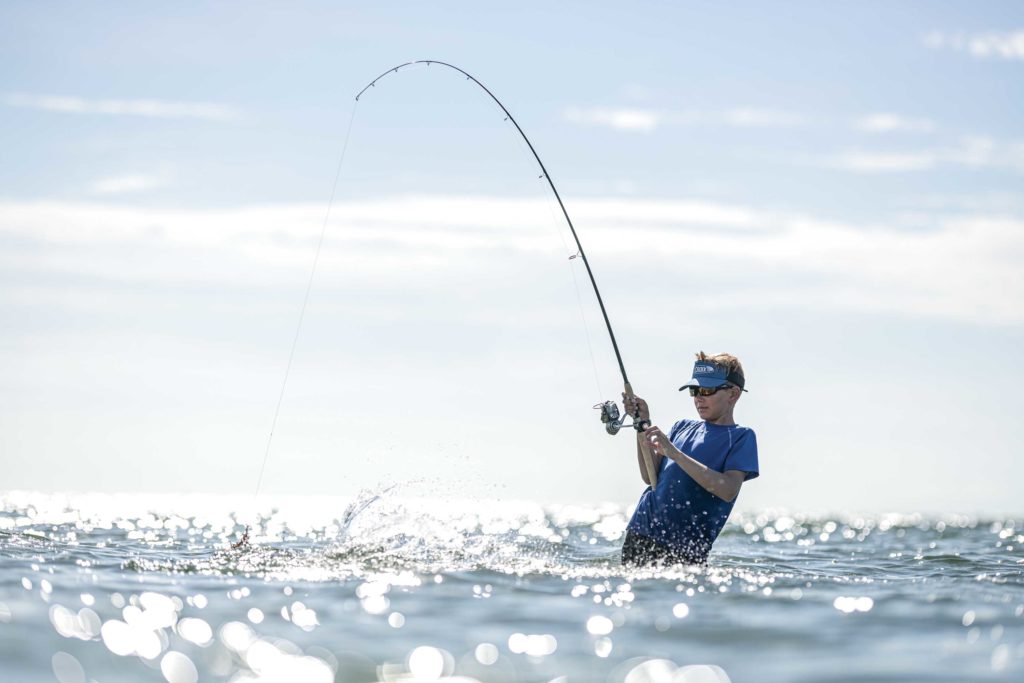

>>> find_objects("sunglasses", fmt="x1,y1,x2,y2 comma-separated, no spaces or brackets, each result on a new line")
688,385,735,397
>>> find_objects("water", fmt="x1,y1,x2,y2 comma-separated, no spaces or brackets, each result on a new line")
1,491,1021,683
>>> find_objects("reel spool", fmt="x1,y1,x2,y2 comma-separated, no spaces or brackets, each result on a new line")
595,401,649,435
596,400,623,435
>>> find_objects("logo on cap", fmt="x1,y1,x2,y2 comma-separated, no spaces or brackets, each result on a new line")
694,364,717,373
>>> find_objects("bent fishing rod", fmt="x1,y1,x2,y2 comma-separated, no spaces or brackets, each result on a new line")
245,57,655,511
357,61,657,483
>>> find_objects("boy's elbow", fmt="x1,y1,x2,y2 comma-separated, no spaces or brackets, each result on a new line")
718,473,746,503
715,482,742,503
710,486,737,503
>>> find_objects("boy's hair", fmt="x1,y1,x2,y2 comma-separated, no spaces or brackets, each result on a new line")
696,351,745,384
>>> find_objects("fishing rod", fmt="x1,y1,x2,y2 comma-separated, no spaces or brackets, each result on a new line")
357,60,657,485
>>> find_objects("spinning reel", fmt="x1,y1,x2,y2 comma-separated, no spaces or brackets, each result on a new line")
595,389,658,486
595,400,650,435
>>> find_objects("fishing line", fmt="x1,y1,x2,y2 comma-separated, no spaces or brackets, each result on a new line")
467,82,606,400
536,174,607,401
253,102,360,499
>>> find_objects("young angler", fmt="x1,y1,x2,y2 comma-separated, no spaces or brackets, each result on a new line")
622,352,759,566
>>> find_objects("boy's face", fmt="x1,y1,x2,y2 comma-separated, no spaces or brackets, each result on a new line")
693,385,738,422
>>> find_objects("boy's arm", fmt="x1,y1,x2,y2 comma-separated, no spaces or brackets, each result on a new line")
636,431,664,486
623,392,663,486
644,426,746,502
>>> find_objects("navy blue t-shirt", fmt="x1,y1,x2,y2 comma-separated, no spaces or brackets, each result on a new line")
627,419,759,560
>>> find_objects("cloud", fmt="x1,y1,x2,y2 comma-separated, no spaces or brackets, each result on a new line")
828,151,938,172
563,106,804,132
1,194,1021,325
2,93,239,121
924,30,1024,61
825,136,1024,173
89,174,166,195
722,108,805,127
855,113,937,134
563,107,663,132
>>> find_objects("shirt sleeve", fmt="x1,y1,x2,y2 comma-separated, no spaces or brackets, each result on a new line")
725,429,759,480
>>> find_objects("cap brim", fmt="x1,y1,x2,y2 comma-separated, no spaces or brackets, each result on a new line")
679,380,749,392
679,377,729,390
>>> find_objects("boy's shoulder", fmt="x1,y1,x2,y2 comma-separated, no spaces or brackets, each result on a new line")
669,418,698,435
729,423,757,440
675,418,756,431
672,419,757,439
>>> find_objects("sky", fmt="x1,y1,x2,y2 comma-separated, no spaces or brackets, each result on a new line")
1,1,1022,514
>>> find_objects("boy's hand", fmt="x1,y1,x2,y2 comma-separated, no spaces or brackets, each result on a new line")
622,393,650,421
644,426,679,460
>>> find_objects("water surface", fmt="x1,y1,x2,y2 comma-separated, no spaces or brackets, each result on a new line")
1,491,1021,682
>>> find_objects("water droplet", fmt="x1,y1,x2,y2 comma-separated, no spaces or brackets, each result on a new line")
586,615,613,635
508,633,527,654
991,644,1011,671
408,645,446,679
833,596,873,614
677,664,733,682
160,651,198,683
474,642,499,665
361,595,389,615
176,618,213,647
625,658,677,682
51,651,85,683
100,620,135,657
292,605,318,631
218,621,255,653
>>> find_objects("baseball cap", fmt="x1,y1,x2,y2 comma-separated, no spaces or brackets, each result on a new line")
679,360,748,392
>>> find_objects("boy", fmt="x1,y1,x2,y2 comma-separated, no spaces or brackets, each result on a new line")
621,351,759,566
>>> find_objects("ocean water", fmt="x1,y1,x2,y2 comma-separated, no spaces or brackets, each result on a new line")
0,491,1021,683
